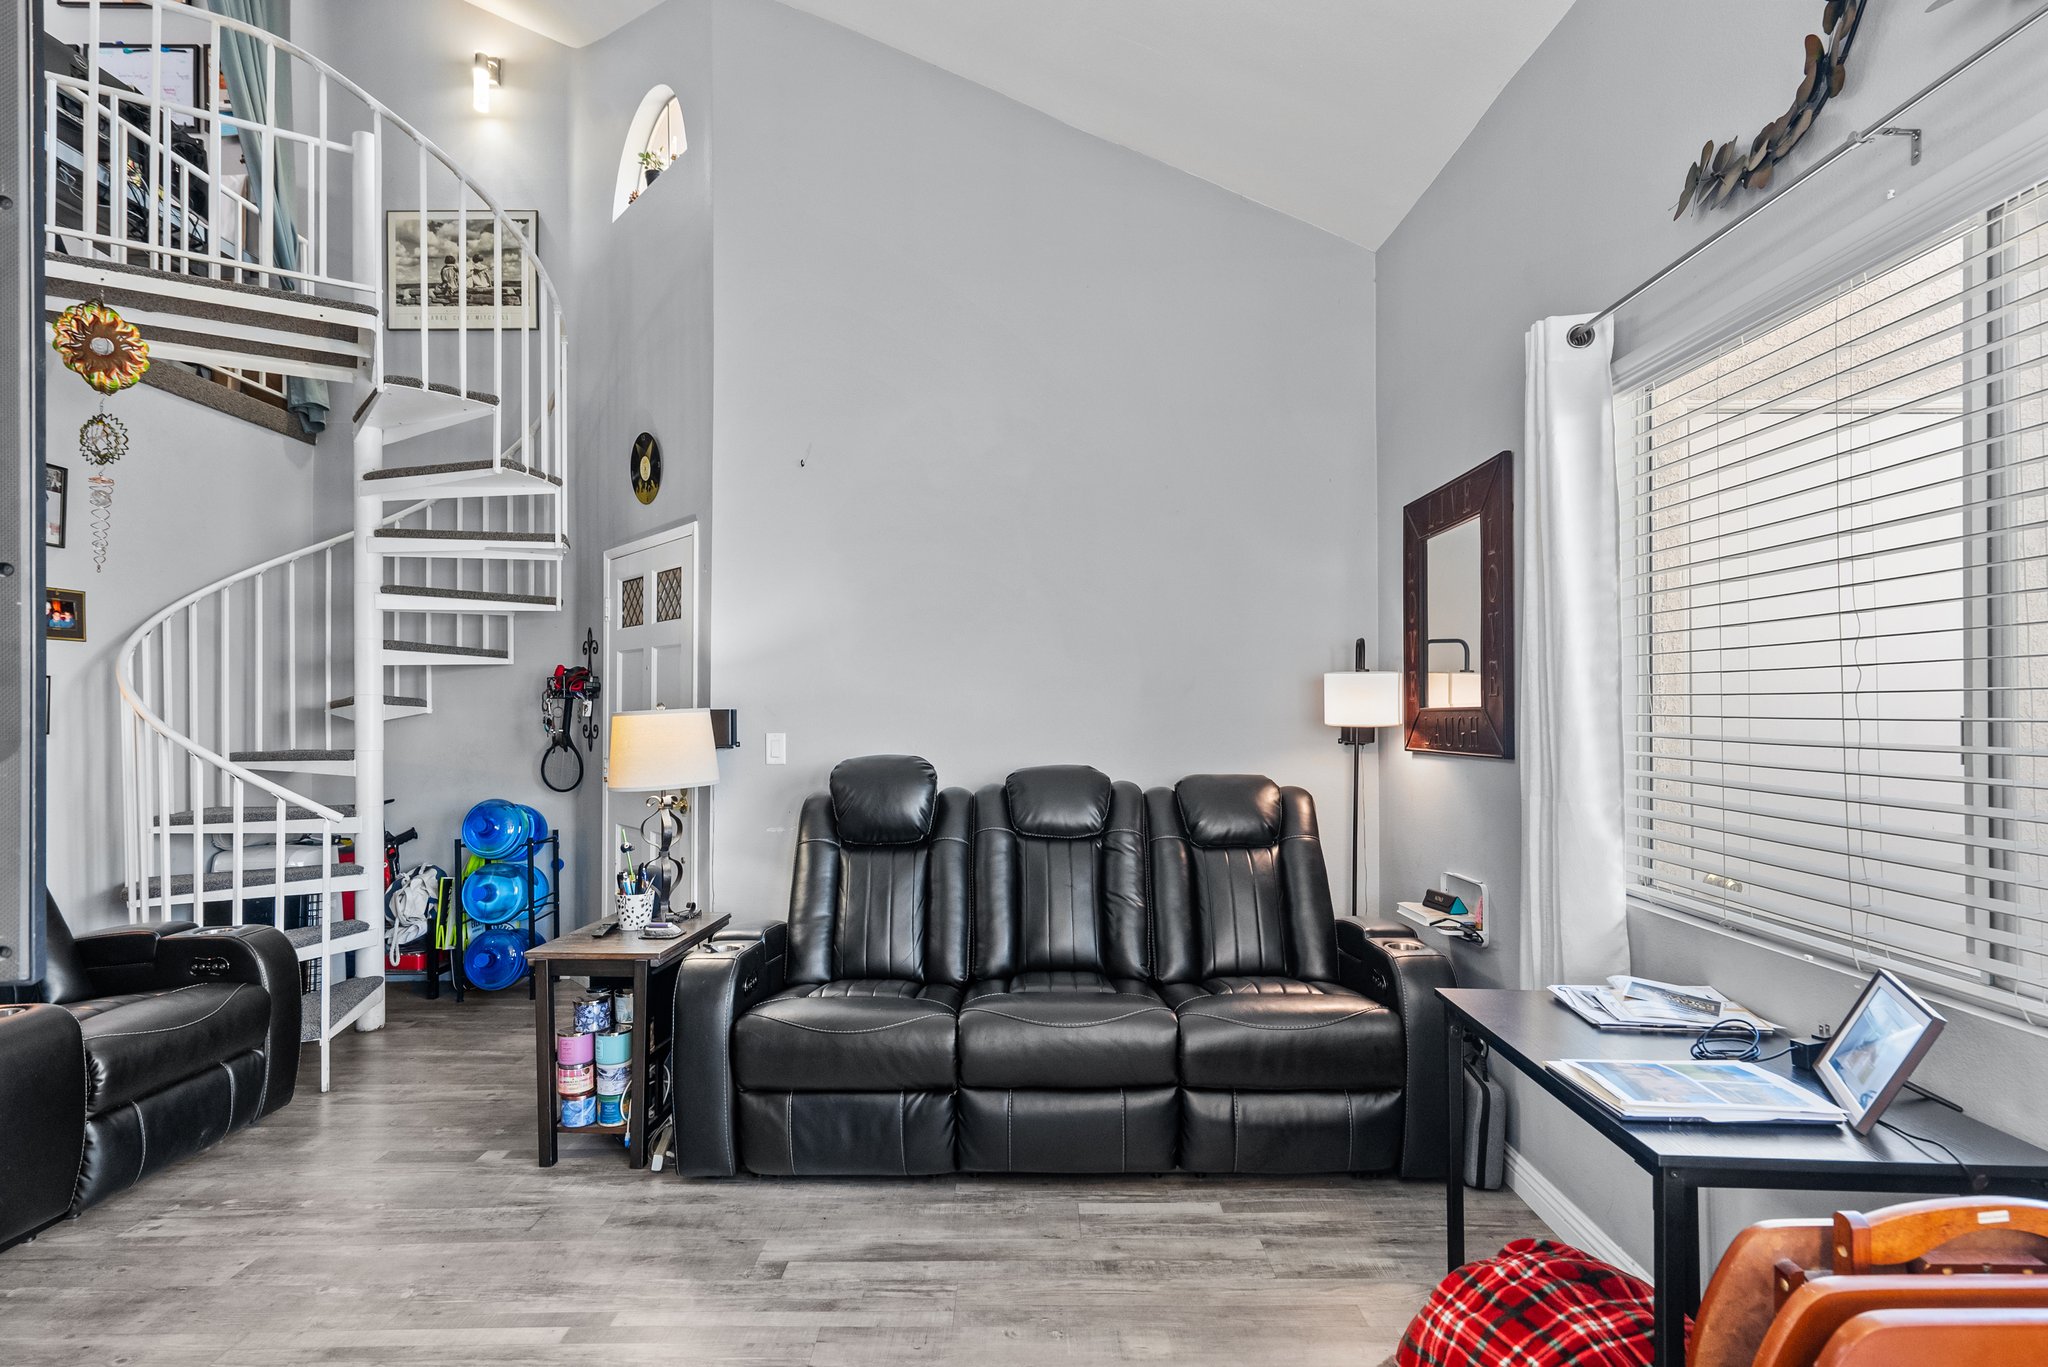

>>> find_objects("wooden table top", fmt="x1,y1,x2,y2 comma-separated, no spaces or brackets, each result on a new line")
526,914,730,966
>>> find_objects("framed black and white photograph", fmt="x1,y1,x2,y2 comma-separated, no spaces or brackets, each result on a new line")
385,209,539,331
46,588,87,644
45,465,67,550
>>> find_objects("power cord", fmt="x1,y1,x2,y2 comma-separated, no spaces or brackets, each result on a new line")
1690,1018,1792,1062
1877,1116,1987,1194
1429,917,1485,946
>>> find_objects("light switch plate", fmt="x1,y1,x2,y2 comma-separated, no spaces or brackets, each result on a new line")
765,732,787,765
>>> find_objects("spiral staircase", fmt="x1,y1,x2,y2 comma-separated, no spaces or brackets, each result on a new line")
44,3,571,1089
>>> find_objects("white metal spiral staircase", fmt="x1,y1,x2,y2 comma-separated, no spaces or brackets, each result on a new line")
44,2,570,1089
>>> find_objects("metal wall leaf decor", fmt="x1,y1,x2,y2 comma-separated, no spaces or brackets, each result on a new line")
1676,0,1869,218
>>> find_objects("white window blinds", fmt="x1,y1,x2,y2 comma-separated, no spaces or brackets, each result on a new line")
1622,175,2048,1021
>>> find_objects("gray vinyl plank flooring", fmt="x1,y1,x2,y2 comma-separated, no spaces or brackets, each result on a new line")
0,985,1553,1366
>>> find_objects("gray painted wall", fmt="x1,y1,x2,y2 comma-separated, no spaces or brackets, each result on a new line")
705,0,1379,923
1376,0,2048,1267
564,0,716,922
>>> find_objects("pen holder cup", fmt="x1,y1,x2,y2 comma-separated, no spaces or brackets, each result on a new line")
615,892,656,933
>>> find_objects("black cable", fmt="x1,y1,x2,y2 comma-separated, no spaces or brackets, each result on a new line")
1878,1116,1986,1193
1690,1018,1790,1061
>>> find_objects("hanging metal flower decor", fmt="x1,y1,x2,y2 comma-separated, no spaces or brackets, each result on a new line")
51,299,149,573
1675,0,1870,218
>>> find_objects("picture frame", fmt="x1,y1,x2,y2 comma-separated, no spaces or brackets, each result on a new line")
46,465,68,550
92,42,210,129
46,588,87,644
385,209,539,331
1402,450,1515,758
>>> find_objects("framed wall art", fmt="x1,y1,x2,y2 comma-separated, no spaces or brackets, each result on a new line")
46,587,87,644
46,465,68,549
385,209,539,330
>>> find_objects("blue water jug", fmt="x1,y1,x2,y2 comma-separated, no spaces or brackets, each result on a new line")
461,799,545,858
461,861,551,925
464,926,545,992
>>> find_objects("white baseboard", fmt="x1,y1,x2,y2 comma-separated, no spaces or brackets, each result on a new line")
1503,1145,1649,1282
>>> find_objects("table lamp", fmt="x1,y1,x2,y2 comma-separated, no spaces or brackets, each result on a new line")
1323,637,1402,920
606,707,720,920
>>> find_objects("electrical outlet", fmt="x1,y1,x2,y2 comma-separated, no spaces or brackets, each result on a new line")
765,732,787,765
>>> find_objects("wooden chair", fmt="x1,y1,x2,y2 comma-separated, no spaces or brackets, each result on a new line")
1814,1308,2048,1366
1690,1198,2048,1367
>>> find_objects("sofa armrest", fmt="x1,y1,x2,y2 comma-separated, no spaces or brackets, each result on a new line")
671,923,786,1177
154,926,302,1118
72,922,198,997
0,1004,86,1249
1336,918,1455,1181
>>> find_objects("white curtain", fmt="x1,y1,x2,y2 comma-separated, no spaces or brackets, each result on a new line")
1519,316,1629,987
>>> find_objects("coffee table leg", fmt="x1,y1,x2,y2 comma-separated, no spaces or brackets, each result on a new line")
535,962,558,1167
628,960,650,1169
1652,1170,1698,1367
1445,1014,1466,1271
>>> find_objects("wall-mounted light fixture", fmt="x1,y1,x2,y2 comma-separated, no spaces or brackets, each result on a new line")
472,53,502,114
1323,636,1401,921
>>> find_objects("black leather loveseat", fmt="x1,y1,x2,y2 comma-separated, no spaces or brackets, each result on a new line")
0,897,300,1249
673,756,1452,1179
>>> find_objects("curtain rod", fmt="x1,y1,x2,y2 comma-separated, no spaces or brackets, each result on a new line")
1567,2,2048,348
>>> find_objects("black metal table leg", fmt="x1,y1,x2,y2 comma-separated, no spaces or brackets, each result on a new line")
535,961,558,1167
628,959,651,1169
1652,1169,1698,1366
1445,1013,1467,1271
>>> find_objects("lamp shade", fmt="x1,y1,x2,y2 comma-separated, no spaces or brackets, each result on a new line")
1323,670,1402,728
607,708,720,791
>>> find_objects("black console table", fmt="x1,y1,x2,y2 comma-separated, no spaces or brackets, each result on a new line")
1441,987,2048,1367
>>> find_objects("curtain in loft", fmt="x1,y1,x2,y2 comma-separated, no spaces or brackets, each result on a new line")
1520,316,1629,986
202,0,328,435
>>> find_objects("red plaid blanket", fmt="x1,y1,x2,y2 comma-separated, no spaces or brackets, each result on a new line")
1398,1239,1678,1367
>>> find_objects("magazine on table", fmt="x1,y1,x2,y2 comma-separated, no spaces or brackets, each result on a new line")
1549,975,1778,1034
1548,1058,1845,1126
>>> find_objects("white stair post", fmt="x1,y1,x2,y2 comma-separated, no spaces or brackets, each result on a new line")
350,128,387,1032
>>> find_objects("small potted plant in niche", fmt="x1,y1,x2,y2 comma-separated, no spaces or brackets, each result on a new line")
639,149,666,189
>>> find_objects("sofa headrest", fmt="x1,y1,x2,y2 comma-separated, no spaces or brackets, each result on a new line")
829,755,939,845
1005,765,1114,839
1175,775,1283,848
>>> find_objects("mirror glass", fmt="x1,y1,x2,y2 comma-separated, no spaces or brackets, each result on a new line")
1425,518,1483,709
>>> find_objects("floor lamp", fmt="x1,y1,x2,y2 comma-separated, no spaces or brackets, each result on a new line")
1323,638,1402,920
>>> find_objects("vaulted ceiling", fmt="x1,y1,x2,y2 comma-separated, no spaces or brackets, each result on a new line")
466,0,1576,249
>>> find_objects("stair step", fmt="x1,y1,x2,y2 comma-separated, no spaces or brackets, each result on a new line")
355,375,499,440
302,975,384,1043
380,584,559,612
286,917,378,960
159,803,358,826
229,748,357,776
327,694,429,709
327,693,431,722
363,457,563,497
373,528,569,559
140,362,316,446
382,640,510,665
146,861,371,899
46,251,379,328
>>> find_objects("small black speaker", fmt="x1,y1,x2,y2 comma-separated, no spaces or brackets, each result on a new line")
707,708,738,750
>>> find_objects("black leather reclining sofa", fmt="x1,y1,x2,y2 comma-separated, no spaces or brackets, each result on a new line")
674,756,1452,1178
0,897,300,1249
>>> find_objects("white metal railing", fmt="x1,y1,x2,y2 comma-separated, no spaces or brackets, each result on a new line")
45,1,573,499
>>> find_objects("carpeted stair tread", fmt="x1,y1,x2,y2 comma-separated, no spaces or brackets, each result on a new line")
229,748,355,764
46,250,378,315
364,458,562,486
374,527,564,543
327,694,430,710
382,640,510,659
148,862,364,897
159,803,357,826
285,918,377,951
302,976,383,1041
382,584,558,606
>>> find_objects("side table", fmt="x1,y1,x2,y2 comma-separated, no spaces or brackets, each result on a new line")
528,915,728,1168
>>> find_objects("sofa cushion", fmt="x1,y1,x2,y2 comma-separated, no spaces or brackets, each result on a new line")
734,982,957,1091
958,986,1178,1088
1174,979,1403,1090
69,981,270,1115
829,755,939,844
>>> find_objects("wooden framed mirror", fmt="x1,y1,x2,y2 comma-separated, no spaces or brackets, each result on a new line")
1403,450,1514,757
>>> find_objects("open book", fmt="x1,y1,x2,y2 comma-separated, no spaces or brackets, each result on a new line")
1549,1058,1845,1126
1549,975,1778,1034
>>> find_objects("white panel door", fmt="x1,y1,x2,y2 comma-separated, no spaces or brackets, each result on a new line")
602,525,699,907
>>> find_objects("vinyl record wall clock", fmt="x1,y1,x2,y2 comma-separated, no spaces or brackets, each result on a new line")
630,431,662,505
